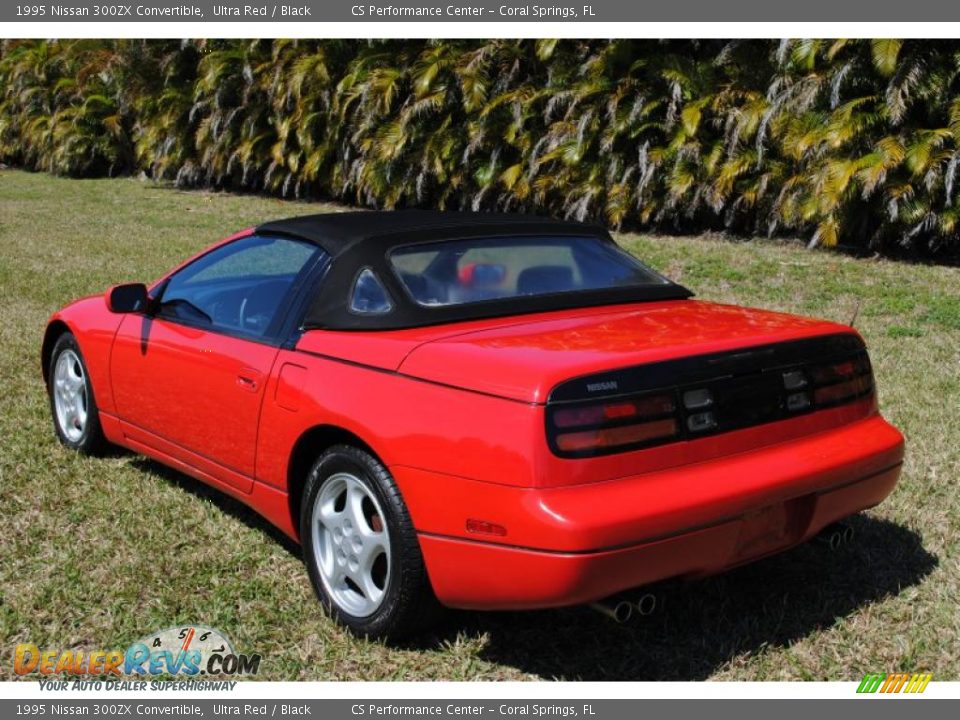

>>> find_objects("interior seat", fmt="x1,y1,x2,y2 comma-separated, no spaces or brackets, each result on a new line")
516,265,575,295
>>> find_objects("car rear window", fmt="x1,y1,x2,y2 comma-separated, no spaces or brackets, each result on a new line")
389,235,669,307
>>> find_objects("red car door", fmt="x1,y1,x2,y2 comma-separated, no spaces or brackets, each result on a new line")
109,234,325,493
110,316,277,492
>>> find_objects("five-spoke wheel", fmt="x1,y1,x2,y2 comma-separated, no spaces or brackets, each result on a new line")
53,348,88,442
47,332,107,454
301,445,441,639
311,471,391,617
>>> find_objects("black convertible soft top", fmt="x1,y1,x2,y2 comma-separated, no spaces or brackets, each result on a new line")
255,210,692,330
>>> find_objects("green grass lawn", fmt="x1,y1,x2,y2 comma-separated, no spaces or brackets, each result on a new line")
1,169,958,681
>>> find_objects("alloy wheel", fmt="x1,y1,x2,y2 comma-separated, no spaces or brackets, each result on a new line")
53,349,88,443
311,472,391,617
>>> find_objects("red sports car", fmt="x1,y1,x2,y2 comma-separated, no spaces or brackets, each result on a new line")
43,212,904,638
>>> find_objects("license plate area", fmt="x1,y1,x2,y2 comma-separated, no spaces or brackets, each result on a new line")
734,495,814,560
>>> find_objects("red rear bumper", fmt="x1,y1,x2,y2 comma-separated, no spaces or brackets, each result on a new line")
397,415,904,610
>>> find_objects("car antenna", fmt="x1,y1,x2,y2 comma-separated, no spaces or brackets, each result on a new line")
848,299,862,328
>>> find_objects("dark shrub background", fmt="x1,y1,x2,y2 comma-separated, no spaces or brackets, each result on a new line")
3,39,960,256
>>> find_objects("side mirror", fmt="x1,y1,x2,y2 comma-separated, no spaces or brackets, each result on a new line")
106,283,149,314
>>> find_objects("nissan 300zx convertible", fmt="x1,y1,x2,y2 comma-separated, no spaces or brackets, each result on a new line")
43,211,904,638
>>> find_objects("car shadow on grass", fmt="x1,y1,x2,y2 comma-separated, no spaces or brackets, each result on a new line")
436,514,937,680
130,457,302,559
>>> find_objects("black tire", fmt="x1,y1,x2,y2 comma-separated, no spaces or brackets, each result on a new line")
300,444,442,640
47,332,109,455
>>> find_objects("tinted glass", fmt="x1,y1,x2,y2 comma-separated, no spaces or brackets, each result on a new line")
390,236,669,307
159,234,322,339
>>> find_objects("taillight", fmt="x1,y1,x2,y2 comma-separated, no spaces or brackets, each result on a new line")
549,393,679,456
547,341,875,458
783,354,873,411
553,394,675,428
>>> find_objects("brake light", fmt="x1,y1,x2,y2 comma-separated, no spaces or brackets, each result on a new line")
550,392,678,455
553,395,675,428
556,418,678,453
813,377,871,404
809,357,867,384
785,355,873,410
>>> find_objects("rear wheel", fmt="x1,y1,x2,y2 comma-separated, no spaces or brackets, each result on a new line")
47,332,109,455
300,445,441,640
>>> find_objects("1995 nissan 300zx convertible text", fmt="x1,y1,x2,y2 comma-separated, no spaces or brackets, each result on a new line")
43,211,904,638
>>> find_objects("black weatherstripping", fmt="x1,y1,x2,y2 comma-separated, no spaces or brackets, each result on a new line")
254,211,693,331
546,333,873,458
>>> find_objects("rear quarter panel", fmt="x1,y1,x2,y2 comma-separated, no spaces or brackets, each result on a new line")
254,347,545,492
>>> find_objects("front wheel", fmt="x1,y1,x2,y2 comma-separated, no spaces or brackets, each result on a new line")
300,445,441,640
47,332,109,455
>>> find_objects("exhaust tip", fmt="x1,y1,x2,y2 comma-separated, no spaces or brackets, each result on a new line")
816,523,847,551
590,599,634,624
829,530,843,550
613,600,634,623
635,593,657,616
843,525,855,544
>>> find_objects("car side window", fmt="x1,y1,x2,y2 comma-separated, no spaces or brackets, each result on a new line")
349,268,393,315
158,234,323,340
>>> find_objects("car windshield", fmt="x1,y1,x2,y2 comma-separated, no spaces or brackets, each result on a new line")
389,235,670,307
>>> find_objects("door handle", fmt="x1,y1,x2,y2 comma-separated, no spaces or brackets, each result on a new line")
236,370,261,392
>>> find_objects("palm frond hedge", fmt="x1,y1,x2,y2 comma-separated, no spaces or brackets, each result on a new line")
3,38,960,256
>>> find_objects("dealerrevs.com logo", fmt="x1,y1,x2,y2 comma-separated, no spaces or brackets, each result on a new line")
14,626,261,677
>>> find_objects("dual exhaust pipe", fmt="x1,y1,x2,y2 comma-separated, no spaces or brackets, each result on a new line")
815,522,855,551
591,522,856,623
590,592,657,624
